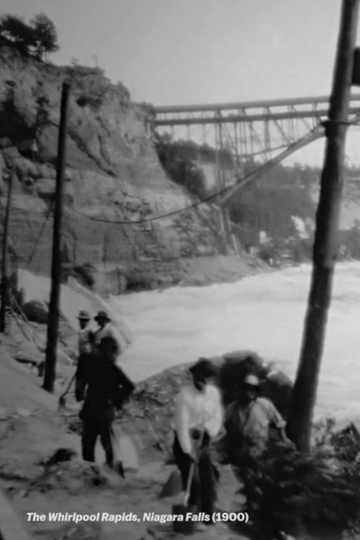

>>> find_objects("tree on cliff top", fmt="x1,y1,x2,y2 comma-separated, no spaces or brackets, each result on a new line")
30,14,59,60
0,15,33,56
0,13,59,60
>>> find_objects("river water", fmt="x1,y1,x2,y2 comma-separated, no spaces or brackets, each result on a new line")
109,262,360,424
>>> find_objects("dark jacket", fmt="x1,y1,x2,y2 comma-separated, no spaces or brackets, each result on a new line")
75,352,135,419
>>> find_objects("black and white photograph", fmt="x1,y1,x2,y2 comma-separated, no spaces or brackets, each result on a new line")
1,1,360,539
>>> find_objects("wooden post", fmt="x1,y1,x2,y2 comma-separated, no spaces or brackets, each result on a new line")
43,82,70,393
286,0,360,452
0,168,14,333
253,179,260,244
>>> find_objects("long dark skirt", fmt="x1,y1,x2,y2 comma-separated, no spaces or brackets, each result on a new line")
173,433,219,518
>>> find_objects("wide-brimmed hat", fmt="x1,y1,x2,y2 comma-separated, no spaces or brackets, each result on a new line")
189,358,217,380
94,310,111,323
77,310,90,321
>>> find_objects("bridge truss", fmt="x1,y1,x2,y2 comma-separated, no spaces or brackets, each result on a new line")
153,95,360,251
154,95,360,204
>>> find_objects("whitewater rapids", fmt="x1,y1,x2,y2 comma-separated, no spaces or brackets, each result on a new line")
110,262,360,424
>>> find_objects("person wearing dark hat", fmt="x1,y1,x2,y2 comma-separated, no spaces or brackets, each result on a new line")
173,358,224,530
93,311,118,351
77,310,94,363
226,373,292,461
75,335,135,471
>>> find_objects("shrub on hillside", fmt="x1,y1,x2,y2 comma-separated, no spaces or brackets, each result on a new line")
0,15,33,56
76,94,103,109
0,13,59,60
326,422,360,462
155,133,212,200
235,427,360,540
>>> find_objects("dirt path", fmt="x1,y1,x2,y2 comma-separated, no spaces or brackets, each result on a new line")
0,343,249,540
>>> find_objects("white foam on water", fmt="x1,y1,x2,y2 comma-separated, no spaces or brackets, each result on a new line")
109,262,360,423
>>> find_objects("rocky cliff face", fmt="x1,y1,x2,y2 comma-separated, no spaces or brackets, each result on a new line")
0,47,233,294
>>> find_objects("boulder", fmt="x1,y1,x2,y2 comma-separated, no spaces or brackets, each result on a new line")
9,269,132,349
22,299,48,324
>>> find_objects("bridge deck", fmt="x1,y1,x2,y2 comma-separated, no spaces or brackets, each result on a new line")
152,93,360,171
155,106,360,126
154,93,360,115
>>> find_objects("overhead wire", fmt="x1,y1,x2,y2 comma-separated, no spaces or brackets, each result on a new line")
24,206,53,268
67,156,281,226
13,126,331,265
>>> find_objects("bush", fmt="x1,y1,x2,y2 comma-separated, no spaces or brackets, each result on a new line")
235,426,360,540
0,13,59,60
76,94,103,109
0,15,33,56
328,422,360,462
155,133,211,200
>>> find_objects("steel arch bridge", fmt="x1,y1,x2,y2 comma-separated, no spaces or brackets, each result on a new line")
153,94,360,205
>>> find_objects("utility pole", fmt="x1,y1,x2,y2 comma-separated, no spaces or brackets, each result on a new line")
43,82,70,393
287,0,360,452
253,179,260,244
0,168,14,333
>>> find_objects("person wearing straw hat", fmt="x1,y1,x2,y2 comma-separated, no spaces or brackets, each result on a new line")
77,310,94,362
172,358,224,530
226,373,292,461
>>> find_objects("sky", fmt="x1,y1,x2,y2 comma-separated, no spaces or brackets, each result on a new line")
2,0,360,166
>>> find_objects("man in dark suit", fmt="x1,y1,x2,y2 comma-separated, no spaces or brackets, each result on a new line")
75,336,135,470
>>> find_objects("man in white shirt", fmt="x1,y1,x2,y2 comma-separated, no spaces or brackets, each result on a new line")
77,310,94,363
173,358,224,529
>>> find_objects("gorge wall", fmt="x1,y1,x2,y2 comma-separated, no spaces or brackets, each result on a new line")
0,47,236,295
189,150,360,251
